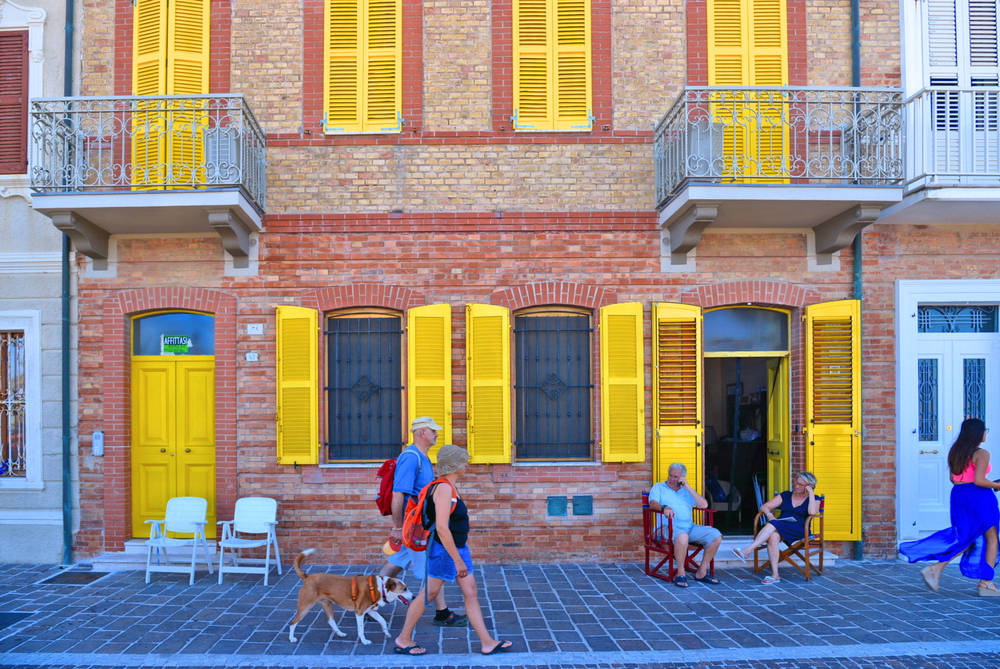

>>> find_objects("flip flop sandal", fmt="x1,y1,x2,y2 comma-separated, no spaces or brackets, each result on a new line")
674,576,689,588
761,576,780,584
482,640,513,655
394,644,425,655
732,547,747,563
978,582,1000,597
694,574,720,585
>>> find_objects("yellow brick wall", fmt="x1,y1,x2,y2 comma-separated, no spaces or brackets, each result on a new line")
422,0,492,131
80,0,115,96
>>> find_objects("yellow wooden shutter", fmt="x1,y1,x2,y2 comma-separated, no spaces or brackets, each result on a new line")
708,0,748,86
466,304,511,464
805,299,861,541
166,0,209,95
325,0,363,132
599,303,645,462
407,304,452,460
554,0,592,130
652,303,703,493
748,0,787,86
362,0,401,131
132,0,167,187
514,0,552,128
276,306,319,465
133,0,168,96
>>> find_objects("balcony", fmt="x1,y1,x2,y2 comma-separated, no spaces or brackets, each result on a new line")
879,88,1000,226
29,95,266,269
654,87,904,265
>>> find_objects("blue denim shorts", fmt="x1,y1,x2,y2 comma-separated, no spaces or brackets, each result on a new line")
386,544,427,579
427,542,474,582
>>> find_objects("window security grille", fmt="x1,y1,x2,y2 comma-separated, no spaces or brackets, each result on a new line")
0,332,25,477
325,317,404,461
918,305,999,333
514,314,592,460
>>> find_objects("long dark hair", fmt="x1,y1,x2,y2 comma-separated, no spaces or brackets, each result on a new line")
948,418,987,476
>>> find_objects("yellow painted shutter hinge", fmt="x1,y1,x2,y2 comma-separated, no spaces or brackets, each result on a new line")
510,110,533,129
571,109,595,130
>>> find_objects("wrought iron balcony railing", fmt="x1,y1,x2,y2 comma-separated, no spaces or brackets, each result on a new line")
904,87,1000,189
654,87,905,208
29,95,266,211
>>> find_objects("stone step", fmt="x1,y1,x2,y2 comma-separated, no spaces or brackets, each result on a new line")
701,537,840,569
93,538,220,572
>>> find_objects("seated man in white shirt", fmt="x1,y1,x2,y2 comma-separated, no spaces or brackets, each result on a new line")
648,462,723,587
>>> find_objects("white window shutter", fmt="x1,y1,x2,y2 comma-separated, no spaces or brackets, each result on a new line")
969,0,999,68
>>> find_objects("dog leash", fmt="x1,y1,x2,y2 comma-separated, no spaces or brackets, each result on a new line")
351,575,379,605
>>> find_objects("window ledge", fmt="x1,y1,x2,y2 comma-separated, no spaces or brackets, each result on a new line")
319,462,382,469
323,131,401,137
513,460,601,467
0,480,45,491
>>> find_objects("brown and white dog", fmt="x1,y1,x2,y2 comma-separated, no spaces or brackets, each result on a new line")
287,549,412,645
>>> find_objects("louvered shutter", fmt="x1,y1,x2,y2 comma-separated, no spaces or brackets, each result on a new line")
707,0,747,85
362,0,401,131
968,1,1000,173
326,0,363,132
0,31,28,175
132,0,168,186
466,304,511,464
167,0,209,95
407,304,452,460
553,0,592,130
276,306,320,465
599,303,645,463
133,0,168,96
652,303,702,492
513,0,552,128
805,299,861,541
748,0,787,85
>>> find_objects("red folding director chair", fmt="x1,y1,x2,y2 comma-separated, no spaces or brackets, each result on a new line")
642,491,716,583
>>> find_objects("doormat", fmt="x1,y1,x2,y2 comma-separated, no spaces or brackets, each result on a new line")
0,612,31,631
37,570,111,586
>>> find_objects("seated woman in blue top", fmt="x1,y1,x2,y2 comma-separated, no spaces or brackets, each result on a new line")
732,472,821,584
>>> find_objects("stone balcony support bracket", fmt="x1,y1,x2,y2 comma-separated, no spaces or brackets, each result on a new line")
812,204,883,265
207,207,252,269
50,211,111,271
663,202,719,266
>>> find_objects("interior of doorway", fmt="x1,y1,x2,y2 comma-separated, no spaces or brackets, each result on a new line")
703,356,779,536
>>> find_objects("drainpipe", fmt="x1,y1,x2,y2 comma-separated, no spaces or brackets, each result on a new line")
851,0,864,562
61,0,75,566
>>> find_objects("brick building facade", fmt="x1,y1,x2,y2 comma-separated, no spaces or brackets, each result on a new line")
38,0,1000,565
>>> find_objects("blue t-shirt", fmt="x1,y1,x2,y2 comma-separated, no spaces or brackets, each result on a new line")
393,445,434,499
649,481,696,533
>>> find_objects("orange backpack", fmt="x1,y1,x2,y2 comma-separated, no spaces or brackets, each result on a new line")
401,478,457,552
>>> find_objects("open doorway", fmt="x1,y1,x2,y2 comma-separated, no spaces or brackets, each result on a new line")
703,356,781,535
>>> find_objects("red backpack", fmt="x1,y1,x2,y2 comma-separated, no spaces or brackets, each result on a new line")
375,450,422,516
401,478,457,552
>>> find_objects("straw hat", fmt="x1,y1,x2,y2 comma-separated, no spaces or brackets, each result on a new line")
434,444,469,477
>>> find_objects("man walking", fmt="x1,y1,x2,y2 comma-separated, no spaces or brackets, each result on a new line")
380,416,468,627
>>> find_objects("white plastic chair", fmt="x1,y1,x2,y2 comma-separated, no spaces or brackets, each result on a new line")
217,497,282,585
145,496,214,585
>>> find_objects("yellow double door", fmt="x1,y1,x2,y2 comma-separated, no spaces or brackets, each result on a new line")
131,357,217,538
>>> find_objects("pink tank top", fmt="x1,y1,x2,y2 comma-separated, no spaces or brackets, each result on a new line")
954,453,991,483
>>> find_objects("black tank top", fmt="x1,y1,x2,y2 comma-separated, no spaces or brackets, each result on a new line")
425,483,470,548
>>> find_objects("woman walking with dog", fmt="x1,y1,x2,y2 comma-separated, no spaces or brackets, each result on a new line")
899,418,1000,596
394,444,513,656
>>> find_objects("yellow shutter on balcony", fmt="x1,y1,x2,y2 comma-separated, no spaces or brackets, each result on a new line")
133,0,167,96
599,303,645,462
276,306,319,466
325,0,400,133
805,299,861,541
466,304,511,465
652,303,702,492
407,304,452,460
167,0,210,95
708,0,747,85
748,0,787,86
513,0,591,130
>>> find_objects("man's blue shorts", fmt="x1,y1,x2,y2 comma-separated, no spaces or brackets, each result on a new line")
427,542,474,583
387,544,427,579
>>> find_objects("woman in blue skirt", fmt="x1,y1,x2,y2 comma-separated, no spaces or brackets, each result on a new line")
899,418,1000,597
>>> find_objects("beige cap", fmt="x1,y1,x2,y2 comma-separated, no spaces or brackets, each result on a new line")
434,444,470,477
411,416,443,432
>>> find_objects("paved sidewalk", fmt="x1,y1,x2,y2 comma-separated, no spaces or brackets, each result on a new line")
1,560,999,668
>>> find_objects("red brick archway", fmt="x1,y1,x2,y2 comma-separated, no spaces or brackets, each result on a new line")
680,281,821,309
302,284,426,313
101,288,238,550
490,282,617,310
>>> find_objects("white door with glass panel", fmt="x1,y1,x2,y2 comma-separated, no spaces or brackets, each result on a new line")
915,307,999,533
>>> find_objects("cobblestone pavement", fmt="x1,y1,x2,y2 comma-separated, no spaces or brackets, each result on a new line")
1,560,999,668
